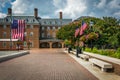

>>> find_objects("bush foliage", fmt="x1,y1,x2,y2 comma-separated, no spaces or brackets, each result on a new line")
85,47,120,59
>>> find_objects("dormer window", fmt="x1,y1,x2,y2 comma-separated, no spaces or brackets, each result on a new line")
26,19,28,22
49,21,52,24
44,21,46,24
6,18,8,22
55,21,57,24
33,19,35,22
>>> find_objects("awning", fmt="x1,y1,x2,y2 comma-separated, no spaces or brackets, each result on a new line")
0,39,18,41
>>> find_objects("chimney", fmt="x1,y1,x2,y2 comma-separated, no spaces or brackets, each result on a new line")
8,8,12,15
59,12,62,19
34,8,38,18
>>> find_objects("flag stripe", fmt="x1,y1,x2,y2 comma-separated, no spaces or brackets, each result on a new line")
75,28,79,37
80,21,87,35
12,20,25,41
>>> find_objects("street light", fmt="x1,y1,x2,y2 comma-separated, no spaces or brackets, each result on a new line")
90,21,93,31
90,21,94,50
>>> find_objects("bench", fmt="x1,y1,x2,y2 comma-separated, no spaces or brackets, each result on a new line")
89,58,113,72
79,54,89,61
70,50,76,55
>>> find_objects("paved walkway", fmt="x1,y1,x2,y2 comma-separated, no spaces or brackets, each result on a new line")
66,51,120,80
0,49,98,80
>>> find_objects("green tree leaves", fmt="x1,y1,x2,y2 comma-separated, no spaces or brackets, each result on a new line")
56,16,120,49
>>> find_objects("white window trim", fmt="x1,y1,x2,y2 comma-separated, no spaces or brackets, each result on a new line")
47,33,50,38
47,26,50,30
3,42,6,48
24,32,27,36
30,32,33,36
3,32,7,38
42,33,44,38
30,25,33,29
3,25,6,29
42,27,44,30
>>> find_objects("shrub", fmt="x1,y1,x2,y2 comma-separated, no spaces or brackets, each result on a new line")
116,47,120,53
92,47,99,53
85,47,92,52
85,47,120,59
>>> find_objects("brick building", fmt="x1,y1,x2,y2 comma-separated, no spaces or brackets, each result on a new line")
0,8,72,49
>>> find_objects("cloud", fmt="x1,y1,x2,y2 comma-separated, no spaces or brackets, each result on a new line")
108,0,120,9
11,0,57,18
0,0,11,7
1,0,120,19
53,0,87,19
11,0,32,14
0,13,7,18
114,11,120,17
97,0,106,8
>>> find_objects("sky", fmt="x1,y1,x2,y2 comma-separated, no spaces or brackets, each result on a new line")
0,0,120,20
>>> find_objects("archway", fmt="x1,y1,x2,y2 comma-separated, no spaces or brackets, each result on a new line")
52,42,62,48
40,42,50,48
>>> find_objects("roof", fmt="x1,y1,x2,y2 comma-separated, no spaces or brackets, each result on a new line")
0,15,72,26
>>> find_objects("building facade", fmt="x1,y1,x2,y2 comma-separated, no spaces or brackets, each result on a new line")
0,8,72,49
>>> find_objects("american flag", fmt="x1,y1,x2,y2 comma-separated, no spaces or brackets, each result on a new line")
75,27,80,38
11,20,25,41
80,21,87,35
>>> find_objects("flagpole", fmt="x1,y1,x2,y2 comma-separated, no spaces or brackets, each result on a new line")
10,8,12,50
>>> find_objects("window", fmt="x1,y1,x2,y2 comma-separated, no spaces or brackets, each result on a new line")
49,21,52,24
53,32,56,38
60,21,62,25
58,27,61,29
47,26,50,30
30,41,34,47
24,41,27,47
6,18,8,22
26,19,29,22
33,19,35,22
3,42,6,48
30,32,33,36
10,42,13,47
24,32,27,36
3,32,6,38
3,25,6,29
44,21,46,24
47,33,50,38
30,25,33,29
55,21,57,24
53,26,55,30
42,33,44,38
42,27,45,30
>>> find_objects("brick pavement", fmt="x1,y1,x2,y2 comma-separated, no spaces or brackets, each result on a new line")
0,49,98,80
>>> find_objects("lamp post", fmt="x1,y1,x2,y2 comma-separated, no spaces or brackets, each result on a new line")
90,21,94,50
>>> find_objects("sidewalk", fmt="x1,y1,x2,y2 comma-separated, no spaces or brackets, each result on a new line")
0,49,98,80
64,50,120,80
0,50,29,62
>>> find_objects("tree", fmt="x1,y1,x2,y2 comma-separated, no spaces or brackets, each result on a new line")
56,16,120,49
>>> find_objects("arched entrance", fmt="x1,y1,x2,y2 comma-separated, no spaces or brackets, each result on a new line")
52,42,62,48
40,42,50,48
